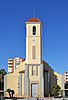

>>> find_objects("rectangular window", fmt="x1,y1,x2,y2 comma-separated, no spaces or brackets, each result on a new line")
32,65,33,75
36,65,38,75
33,70,35,75
32,46,36,59
32,66,36,75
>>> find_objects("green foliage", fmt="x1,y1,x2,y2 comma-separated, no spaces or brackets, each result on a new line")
7,88,11,97
0,69,7,77
52,85,61,97
7,89,15,98
0,69,7,90
11,90,15,97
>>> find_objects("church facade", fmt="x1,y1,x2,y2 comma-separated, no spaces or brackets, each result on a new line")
4,18,57,98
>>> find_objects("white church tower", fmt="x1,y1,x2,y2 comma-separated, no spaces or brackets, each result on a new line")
24,18,44,97
26,18,42,64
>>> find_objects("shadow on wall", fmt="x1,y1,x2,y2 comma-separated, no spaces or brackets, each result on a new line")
43,61,57,97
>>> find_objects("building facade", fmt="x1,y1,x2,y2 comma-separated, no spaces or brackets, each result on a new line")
63,71,68,97
64,71,68,83
4,18,57,98
54,72,63,90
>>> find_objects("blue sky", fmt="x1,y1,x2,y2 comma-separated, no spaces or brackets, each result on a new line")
0,0,68,74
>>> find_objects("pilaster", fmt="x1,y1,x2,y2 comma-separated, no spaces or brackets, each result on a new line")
40,64,44,97
62,76,65,97
18,73,22,95
4,75,7,96
24,64,30,96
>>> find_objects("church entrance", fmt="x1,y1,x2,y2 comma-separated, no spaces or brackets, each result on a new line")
31,83,38,97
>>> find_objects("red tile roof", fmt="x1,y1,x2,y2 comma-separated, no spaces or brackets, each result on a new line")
28,18,41,22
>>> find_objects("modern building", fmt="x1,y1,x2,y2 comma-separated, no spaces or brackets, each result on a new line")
56,71,68,97
8,57,25,73
64,71,68,83
63,71,68,97
4,18,57,98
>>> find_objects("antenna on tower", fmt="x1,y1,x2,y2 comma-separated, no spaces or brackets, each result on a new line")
33,8,35,18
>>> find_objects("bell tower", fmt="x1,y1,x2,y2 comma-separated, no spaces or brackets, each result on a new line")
26,18,42,64
24,18,44,97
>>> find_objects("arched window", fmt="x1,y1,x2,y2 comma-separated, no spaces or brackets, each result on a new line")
33,26,36,35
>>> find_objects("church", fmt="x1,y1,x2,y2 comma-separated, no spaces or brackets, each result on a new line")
4,18,57,98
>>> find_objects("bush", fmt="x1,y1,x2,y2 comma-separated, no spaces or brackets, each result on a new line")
52,85,61,97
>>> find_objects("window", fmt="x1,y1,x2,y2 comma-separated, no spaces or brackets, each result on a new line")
32,65,33,75
36,65,38,75
32,46,36,59
32,66,35,75
66,72,68,74
33,70,35,75
33,26,36,35
32,66,38,75
66,75,68,77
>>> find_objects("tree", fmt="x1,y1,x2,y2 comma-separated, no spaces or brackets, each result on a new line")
0,69,7,79
11,90,14,97
7,89,11,98
52,85,61,97
0,69,7,90
7,89,15,98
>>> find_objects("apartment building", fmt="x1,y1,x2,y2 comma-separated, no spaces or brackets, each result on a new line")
64,71,68,83
8,57,25,73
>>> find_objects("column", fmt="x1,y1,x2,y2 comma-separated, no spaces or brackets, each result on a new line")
62,76,65,97
40,64,44,97
24,64,30,96
48,72,50,95
18,73,22,95
4,75,7,96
